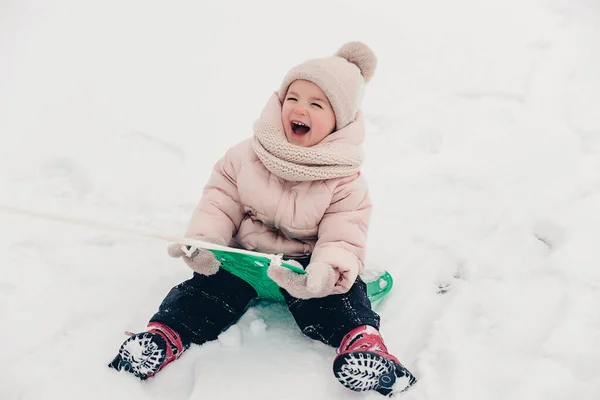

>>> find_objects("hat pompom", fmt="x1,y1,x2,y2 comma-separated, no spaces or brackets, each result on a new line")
335,41,377,83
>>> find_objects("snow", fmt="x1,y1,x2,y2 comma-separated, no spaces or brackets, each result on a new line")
218,325,242,349
249,318,268,336
1,0,599,399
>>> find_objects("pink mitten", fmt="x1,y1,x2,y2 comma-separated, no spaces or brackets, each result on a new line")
167,236,223,276
332,265,359,295
267,261,343,299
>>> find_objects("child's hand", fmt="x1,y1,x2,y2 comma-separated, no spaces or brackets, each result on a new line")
167,236,223,276
268,261,350,299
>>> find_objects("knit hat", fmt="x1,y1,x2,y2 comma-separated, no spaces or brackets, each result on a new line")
278,41,377,130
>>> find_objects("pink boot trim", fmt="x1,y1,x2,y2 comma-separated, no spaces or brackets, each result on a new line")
144,322,184,378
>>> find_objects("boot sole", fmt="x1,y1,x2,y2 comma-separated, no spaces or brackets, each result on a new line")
112,332,168,380
333,351,416,396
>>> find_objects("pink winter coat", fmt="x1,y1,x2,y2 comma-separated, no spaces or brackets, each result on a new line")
185,126,372,276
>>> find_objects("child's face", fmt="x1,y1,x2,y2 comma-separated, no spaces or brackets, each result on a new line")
281,80,336,147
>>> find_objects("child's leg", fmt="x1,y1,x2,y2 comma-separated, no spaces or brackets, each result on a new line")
110,269,257,379
281,277,416,396
281,276,379,347
150,269,258,345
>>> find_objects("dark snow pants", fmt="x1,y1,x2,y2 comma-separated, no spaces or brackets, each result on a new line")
150,257,380,349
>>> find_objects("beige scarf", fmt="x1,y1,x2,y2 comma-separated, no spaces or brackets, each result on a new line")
252,95,364,182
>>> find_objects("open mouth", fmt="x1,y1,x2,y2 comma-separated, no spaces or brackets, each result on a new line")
291,121,311,135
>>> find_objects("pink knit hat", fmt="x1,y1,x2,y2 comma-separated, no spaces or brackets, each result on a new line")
278,41,377,130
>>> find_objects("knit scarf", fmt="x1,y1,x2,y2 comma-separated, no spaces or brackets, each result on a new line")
252,94,364,182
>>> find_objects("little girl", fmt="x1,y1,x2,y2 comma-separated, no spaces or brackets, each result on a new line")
109,42,417,396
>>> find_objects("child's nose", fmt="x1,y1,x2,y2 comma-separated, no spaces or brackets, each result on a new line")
294,106,307,115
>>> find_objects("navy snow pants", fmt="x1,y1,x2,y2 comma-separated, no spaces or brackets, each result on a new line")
150,257,380,349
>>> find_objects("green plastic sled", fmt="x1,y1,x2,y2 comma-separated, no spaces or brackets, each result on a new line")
180,241,393,303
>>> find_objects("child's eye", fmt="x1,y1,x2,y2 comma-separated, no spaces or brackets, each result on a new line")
286,97,297,102
311,103,323,109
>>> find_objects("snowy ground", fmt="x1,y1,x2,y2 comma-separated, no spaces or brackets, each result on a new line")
1,0,599,399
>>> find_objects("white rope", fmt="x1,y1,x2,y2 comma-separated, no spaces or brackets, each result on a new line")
0,204,280,260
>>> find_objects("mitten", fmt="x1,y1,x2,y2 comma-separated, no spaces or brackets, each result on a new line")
167,236,223,276
267,260,351,299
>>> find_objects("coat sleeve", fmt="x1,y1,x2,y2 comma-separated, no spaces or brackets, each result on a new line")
310,173,372,275
184,146,246,245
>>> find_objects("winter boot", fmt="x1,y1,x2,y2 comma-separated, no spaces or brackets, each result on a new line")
333,325,417,396
108,322,186,380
